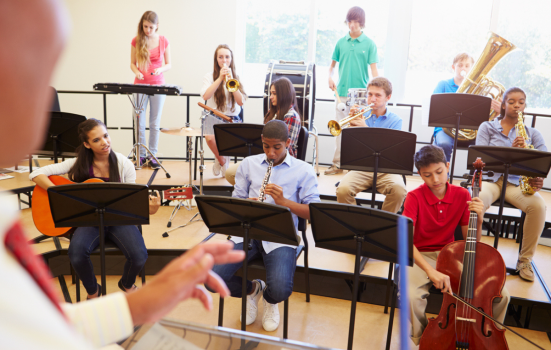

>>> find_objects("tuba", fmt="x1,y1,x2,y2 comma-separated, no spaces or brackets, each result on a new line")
443,32,517,141
515,111,536,195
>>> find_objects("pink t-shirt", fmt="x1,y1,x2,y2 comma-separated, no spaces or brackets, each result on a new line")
131,35,169,85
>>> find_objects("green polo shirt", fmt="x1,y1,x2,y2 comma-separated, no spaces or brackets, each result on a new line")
332,32,379,97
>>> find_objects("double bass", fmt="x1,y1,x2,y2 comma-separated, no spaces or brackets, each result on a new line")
419,158,509,349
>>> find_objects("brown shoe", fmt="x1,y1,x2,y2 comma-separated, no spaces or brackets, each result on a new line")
324,165,343,175
516,260,535,282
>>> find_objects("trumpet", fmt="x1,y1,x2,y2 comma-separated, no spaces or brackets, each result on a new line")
224,63,240,92
327,103,374,136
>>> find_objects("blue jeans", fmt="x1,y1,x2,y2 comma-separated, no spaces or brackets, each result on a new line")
433,129,454,162
208,240,296,304
133,93,166,157
68,225,148,295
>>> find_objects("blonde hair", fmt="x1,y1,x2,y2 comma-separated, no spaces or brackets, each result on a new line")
452,52,474,66
135,11,159,71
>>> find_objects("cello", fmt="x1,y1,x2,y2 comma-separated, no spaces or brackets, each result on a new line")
419,158,509,349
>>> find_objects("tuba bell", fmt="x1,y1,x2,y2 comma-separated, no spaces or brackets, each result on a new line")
443,32,517,141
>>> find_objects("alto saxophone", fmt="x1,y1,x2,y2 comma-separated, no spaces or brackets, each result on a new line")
258,159,274,202
515,111,536,195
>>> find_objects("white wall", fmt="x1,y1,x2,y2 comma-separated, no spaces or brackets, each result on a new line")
53,0,239,159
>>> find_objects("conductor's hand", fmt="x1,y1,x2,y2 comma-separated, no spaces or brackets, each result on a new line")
126,241,245,325
263,183,286,205
467,197,484,218
135,72,144,80
329,78,336,91
528,177,544,191
427,268,452,294
512,136,526,148
149,190,161,215
491,98,502,113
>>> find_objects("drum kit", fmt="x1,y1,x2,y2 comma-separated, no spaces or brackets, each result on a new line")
158,102,224,236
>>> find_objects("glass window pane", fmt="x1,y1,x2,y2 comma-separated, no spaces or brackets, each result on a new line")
404,0,493,103
315,1,389,100
244,0,310,64
493,0,551,112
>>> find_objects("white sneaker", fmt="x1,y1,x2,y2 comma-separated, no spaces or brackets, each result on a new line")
221,156,230,177
262,298,280,332
213,158,221,176
239,279,265,325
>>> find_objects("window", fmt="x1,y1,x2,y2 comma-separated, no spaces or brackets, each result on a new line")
492,0,551,112
404,0,493,103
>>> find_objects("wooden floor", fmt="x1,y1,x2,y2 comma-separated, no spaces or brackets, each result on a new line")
5,159,551,349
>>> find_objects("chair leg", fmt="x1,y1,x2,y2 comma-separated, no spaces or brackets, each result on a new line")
384,263,393,314
76,274,80,302
302,231,311,303
385,284,398,350
141,266,146,285
517,212,526,250
70,263,76,285
218,296,224,327
283,298,289,339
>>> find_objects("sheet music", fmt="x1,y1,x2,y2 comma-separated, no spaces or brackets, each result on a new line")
132,323,203,350
422,95,431,126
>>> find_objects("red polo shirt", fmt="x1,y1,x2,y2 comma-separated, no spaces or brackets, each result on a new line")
402,182,471,252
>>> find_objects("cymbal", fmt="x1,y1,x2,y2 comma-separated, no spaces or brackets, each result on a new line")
161,126,202,137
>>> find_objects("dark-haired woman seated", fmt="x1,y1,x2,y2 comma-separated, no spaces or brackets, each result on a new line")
30,118,160,299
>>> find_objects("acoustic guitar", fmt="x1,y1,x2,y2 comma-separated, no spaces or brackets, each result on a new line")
32,175,104,236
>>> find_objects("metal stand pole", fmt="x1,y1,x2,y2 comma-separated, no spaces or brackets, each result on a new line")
126,93,171,178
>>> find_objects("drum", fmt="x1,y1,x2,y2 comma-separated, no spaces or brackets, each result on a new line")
346,88,368,107
264,60,316,131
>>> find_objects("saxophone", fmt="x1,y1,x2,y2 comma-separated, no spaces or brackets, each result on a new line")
515,111,536,195
258,159,274,202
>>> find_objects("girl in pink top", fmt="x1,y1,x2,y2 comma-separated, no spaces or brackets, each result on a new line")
130,11,172,169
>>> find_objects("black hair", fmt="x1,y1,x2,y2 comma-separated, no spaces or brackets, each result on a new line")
414,145,446,170
68,118,120,182
262,120,289,142
499,87,526,119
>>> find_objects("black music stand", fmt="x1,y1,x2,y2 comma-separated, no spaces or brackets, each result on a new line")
195,195,298,332
467,146,551,251
36,111,86,164
213,123,264,158
309,203,413,350
428,93,491,184
341,127,415,272
48,183,149,296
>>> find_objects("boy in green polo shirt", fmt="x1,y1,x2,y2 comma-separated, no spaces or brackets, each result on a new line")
326,6,379,175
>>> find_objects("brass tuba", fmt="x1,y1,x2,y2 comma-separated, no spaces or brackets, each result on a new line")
443,32,517,141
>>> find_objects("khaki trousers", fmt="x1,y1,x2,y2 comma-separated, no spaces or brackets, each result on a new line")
331,97,350,167
478,177,546,262
408,251,510,345
225,162,240,185
336,171,407,213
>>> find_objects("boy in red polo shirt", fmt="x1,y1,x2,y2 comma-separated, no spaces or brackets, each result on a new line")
403,145,510,345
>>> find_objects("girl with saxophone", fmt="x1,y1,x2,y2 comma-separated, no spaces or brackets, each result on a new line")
200,44,247,177
475,87,547,282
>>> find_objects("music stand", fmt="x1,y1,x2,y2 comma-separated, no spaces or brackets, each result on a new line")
48,183,149,296
467,146,551,250
428,93,491,184
213,123,264,158
195,195,298,332
36,111,86,164
309,203,413,350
